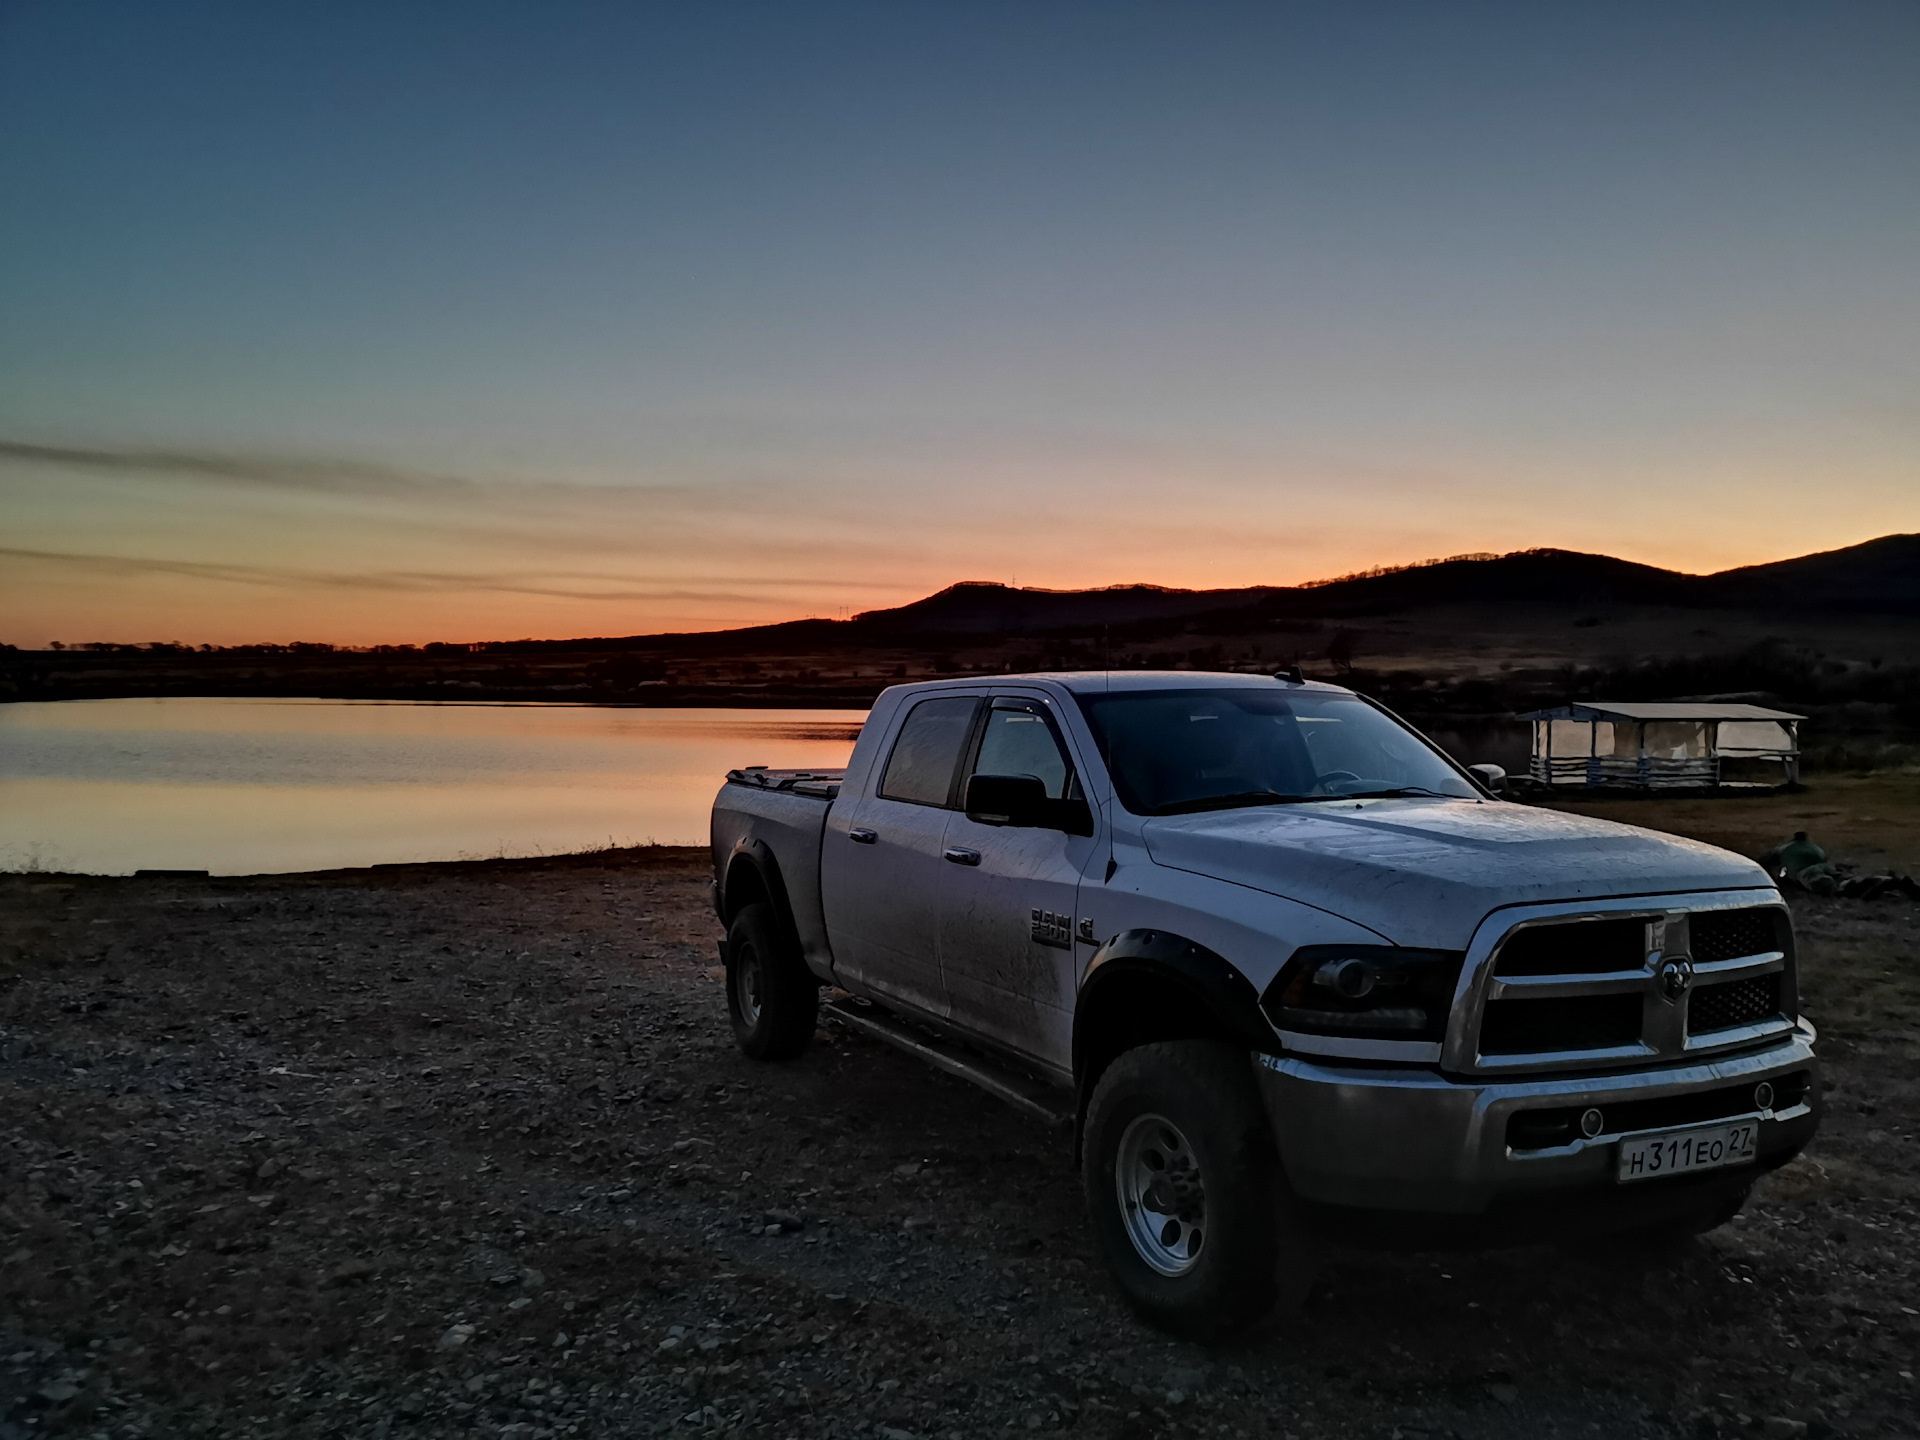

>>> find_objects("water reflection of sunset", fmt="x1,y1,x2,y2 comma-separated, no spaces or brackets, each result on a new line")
0,700,864,874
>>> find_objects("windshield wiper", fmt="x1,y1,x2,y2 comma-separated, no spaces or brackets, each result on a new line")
1332,786,1465,800
1149,790,1316,816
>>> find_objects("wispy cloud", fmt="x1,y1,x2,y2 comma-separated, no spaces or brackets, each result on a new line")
0,546,882,607
0,437,748,512
0,438,485,497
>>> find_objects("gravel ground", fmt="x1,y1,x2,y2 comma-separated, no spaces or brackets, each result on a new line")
1,849,1915,1440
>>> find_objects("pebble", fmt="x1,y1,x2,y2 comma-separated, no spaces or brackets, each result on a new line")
437,1323,475,1351
327,1258,376,1286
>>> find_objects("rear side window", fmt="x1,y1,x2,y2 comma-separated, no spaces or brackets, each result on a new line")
878,696,980,806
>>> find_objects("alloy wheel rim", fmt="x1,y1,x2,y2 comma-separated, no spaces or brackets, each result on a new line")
1115,1112,1207,1277
736,946,762,1025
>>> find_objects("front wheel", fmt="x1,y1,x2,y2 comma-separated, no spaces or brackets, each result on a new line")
1083,1040,1308,1340
724,902,818,1061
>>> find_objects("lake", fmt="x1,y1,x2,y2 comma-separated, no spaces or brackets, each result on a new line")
0,698,865,876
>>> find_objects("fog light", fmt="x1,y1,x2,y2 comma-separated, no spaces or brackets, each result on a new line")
1579,1107,1605,1138
1754,1081,1775,1111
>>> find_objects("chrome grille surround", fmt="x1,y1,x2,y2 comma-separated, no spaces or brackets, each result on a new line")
1442,890,1796,1077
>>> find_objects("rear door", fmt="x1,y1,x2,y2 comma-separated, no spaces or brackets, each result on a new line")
935,692,1100,1075
819,692,983,1021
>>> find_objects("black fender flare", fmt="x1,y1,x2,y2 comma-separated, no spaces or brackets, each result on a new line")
1072,928,1279,1149
717,838,802,963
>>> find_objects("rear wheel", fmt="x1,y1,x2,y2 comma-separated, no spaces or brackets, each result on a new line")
1083,1040,1308,1340
724,902,818,1061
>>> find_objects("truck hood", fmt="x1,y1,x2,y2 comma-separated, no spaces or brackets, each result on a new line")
1140,799,1772,949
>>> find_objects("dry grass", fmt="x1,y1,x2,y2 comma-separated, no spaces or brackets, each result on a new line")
1534,771,1920,875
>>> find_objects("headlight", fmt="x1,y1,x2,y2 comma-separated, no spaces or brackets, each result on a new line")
1260,945,1465,1042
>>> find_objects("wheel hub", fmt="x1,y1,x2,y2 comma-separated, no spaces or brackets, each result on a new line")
735,947,762,1025
1115,1113,1207,1277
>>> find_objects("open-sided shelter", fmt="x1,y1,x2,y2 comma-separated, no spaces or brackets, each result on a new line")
1516,701,1802,789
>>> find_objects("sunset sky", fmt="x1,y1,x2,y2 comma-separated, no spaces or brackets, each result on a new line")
3,2,1917,647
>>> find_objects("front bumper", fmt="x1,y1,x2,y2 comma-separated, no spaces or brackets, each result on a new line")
1254,1020,1818,1217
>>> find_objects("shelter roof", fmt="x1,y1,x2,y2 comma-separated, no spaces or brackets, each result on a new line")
1515,701,1803,723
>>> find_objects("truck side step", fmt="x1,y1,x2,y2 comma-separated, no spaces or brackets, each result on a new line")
821,996,1072,1128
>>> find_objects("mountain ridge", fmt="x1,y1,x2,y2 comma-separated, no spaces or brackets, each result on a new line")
551,533,1919,650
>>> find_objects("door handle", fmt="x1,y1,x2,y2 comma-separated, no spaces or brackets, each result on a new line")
848,827,877,845
943,846,981,866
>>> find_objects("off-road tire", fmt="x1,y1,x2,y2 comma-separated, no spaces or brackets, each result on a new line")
1082,1040,1297,1340
724,903,818,1061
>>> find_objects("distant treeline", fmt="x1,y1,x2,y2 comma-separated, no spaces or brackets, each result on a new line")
4,634,1916,770
35,640,489,656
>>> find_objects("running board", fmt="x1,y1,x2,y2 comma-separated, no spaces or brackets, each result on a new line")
821,996,1072,1128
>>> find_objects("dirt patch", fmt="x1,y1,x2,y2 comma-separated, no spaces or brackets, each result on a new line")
2,850,1915,1438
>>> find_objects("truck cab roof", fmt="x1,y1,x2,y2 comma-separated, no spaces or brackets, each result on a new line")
890,669,1355,698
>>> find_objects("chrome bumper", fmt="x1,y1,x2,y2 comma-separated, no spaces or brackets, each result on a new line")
1254,1020,1818,1214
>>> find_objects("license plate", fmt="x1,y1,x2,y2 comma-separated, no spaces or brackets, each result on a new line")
1616,1119,1758,1183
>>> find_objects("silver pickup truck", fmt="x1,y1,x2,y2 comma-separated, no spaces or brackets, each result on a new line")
710,671,1818,1337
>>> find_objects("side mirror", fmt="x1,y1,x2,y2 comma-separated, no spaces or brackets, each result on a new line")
965,773,1050,827
1467,763,1507,793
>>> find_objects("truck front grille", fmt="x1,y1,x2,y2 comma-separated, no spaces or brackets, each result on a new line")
1479,993,1643,1055
1494,917,1645,976
1690,907,1786,963
1469,905,1796,1071
1688,973,1782,1034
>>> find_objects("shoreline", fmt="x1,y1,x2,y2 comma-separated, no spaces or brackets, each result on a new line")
0,683,880,709
7,844,712,884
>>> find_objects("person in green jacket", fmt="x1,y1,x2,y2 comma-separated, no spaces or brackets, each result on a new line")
1760,831,1826,881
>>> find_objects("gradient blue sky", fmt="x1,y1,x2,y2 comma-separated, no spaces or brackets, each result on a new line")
3,1,1917,644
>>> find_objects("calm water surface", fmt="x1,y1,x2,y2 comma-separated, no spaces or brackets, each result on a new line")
0,698,864,875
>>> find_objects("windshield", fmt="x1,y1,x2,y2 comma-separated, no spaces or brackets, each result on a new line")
1074,688,1477,815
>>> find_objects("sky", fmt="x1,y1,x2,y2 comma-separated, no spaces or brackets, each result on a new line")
2,1,1917,647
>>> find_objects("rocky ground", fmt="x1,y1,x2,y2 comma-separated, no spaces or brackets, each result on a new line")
1,850,1915,1440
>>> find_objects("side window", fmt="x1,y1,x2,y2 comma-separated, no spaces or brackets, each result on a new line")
878,696,980,807
971,701,1072,799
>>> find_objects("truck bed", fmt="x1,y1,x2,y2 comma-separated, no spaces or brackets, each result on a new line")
713,768,844,981
724,766,844,799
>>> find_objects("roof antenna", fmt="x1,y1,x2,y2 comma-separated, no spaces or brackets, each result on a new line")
1275,664,1304,685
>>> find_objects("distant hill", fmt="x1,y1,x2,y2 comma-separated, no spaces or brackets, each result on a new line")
819,534,1920,639
1699,534,1920,614
845,581,1280,635
521,533,1915,652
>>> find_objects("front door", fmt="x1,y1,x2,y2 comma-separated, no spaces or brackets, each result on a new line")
936,695,1099,1076
819,692,982,1021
